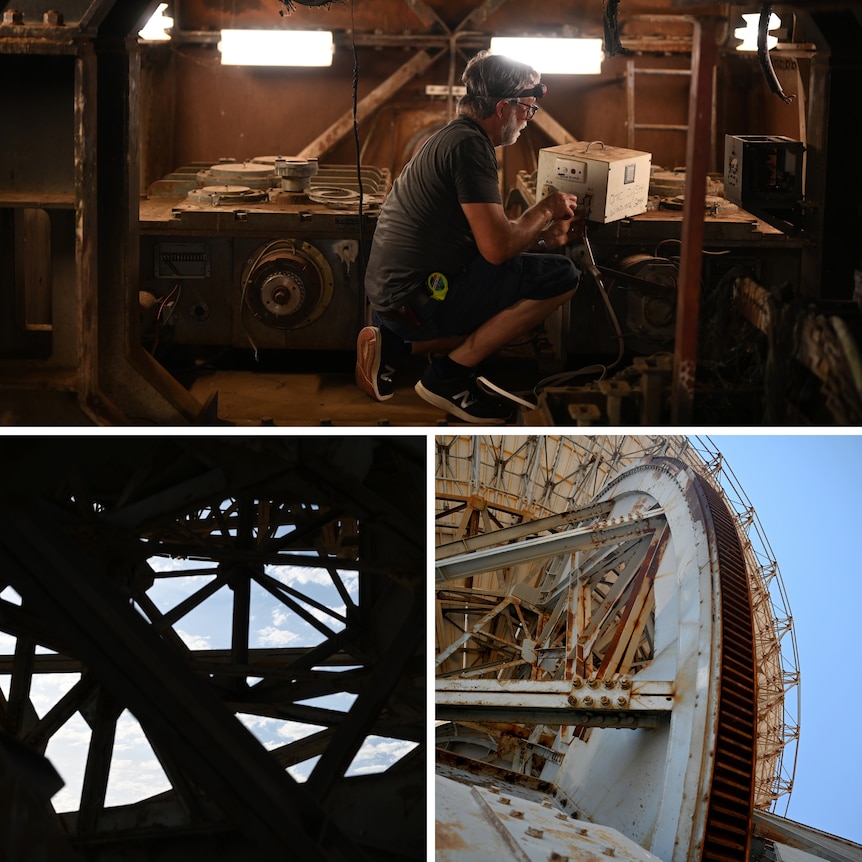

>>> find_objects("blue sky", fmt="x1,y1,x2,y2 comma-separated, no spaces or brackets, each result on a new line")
709,433,862,845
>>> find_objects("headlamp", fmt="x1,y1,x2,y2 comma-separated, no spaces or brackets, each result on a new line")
517,82,547,99
468,82,548,100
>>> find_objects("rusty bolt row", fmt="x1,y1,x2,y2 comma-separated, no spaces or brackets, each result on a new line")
1,10,64,25
571,676,631,690
569,692,630,708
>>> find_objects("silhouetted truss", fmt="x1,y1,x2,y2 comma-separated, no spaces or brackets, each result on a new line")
0,436,425,862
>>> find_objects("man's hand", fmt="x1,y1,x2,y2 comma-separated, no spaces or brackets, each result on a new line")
542,190,579,222
538,203,586,250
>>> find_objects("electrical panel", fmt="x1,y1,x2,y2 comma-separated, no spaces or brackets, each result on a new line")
724,134,804,209
537,141,652,223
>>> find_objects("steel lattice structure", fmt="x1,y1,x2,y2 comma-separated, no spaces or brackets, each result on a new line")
435,435,800,861
0,436,425,862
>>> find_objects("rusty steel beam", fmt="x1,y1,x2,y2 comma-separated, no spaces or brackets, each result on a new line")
671,17,719,423
297,49,443,160
435,678,674,726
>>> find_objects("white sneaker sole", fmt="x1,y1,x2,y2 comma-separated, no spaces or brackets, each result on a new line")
355,327,394,402
414,381,508,425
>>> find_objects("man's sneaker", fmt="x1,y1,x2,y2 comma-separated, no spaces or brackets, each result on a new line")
355,326,397,401
477,376,538,410
414,366,513,424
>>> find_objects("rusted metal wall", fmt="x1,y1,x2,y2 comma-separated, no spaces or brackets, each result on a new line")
139,0,738,191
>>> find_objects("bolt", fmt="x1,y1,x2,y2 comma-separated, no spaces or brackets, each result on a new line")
3,9,23,24
571,677,583,688
541,799,553,808
582,696,594,706
588,678,600,689
549,853,570,862
617,696,629,707
42,9,63,25
489,785,500,794
511,809,525,819
600,695,611,706
603,849,616,857
567,694,578,706
619,676,631,689
526,826,544,839
556,812,568,820
499,796,511,805
604,678,617,689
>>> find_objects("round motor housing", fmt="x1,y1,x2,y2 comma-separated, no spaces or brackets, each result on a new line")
241,239,334,330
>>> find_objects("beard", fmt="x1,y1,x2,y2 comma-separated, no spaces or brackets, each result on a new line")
500,113,525,146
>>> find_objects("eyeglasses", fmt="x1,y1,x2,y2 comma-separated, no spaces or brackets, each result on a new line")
512,100,539,119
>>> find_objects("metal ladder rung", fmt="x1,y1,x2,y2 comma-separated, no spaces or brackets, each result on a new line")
633,123,689,132
626,59,693,148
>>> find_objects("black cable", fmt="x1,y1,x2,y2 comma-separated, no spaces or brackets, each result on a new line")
351,0,366,260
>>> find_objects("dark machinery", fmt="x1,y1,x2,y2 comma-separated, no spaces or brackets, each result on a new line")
139,160,389,355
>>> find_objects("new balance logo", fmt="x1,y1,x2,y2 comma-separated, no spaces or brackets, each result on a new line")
453,389,477,409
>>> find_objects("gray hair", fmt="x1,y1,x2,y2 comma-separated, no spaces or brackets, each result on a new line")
458,50,541,120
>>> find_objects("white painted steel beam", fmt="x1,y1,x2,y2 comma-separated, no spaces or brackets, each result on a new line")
436,513,666,582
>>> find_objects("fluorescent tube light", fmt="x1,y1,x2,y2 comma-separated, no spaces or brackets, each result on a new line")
139,3,172,41
219,30,334,67
734,13,780,51
490,37,603,75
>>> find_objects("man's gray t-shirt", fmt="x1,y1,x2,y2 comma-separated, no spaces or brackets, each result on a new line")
363,116,502,311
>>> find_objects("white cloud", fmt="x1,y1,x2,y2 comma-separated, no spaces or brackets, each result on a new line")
175,629,212,650
30,674,80,718
0,585,22,605
347,736,419,776
45,714,92,813
267,565,359,599
276,720,327,742
237,713,327,751
147,558,210,575
268,565,332,587
256,625,300,647
287,755,320,783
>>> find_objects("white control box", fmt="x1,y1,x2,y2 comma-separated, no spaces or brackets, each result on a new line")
537,141,652,223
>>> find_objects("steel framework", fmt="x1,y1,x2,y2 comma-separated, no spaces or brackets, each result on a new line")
435,435,800,861
0,436,425,861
